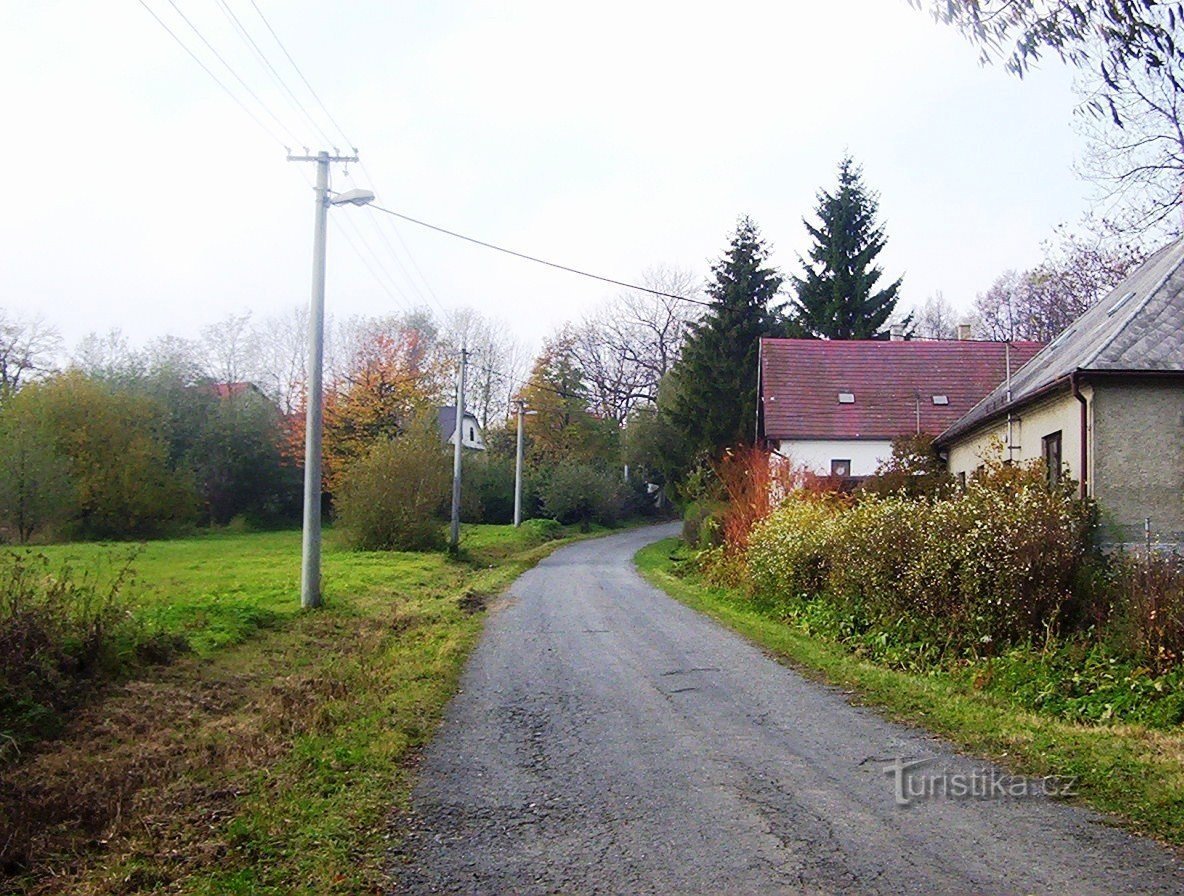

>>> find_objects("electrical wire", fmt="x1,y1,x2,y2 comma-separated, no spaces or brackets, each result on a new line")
136,0,288,148
214,0,336,148
248,0,357,150
329,215,416,311
366,204,712,307
160,0,305,148
354,161,448,313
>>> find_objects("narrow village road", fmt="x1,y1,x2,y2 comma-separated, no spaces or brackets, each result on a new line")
391,524,1183,895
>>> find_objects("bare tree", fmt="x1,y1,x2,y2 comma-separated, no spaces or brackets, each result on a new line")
571,266,701,424
0,308,60,394
913,291,959,339
440,308,527,428
974,223,1147,341
144,334,205,385
201,312,254,386
250,306,309,415
1077,61,1184,238
72,329,145,383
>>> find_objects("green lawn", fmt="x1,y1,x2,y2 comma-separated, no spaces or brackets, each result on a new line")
0,519,589,895
12,522,562,655
635,537,1184,847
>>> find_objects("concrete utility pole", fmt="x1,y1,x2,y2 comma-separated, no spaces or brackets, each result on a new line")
288,150,368,609
514,399,526,527
450,348,468,551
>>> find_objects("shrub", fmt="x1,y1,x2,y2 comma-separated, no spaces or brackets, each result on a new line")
745,458,1094,654
859,433,955,500
713,447,812,555
747,494,844,603
538,461,625,530
682,499,727,549
335,420,451,551
1113,552,1184,673
462,454,516,524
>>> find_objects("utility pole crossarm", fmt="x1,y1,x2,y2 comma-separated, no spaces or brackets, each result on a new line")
286,153,359,163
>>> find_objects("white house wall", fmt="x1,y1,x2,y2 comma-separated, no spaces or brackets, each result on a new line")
945,390,1084,484
776,439,892,477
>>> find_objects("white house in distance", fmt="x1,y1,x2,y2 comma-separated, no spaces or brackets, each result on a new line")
437,405,486,451
937,237,1184,548
758,337,1043,478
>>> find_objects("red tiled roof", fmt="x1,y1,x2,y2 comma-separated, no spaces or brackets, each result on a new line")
760,338,1045,441
206,382,256,400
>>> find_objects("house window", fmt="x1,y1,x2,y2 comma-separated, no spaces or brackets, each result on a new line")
468,425,474,442
1042,431,1062,487
831,459,851,478
957,471,966,489
838,392,855,404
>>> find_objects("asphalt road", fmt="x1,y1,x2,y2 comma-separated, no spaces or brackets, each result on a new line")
391,524,1183,895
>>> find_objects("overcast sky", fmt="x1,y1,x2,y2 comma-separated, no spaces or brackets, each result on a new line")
2,1,1092,359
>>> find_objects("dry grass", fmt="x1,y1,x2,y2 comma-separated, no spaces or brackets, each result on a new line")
1,522,603,895
1,607,367,893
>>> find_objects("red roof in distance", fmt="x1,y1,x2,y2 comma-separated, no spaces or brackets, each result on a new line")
206,382,257,400
760,338,1045,441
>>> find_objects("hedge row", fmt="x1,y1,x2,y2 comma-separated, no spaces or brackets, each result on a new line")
743,463,1094,653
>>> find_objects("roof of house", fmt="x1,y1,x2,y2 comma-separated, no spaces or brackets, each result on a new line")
206,382,258,400
760,338,1044,442
437,405,481,437
938,236,1184,444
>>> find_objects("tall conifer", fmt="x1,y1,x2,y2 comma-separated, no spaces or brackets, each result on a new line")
790,157,903,339
666,217,783,455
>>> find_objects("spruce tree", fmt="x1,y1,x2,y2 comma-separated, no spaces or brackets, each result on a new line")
790,156,903,339
666,217,783,456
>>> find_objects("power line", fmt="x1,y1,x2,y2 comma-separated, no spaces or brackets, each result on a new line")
353,162,448,313
366,204,712,307
161,0,304,147
329,215,415,311
215,0,336,148
248,0,356,150
136,0,288,148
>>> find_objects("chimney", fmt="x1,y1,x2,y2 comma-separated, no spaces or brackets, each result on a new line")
890,323,904,341
956,322,972,341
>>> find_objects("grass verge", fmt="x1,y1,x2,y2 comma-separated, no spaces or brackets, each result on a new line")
1,520,599,895
635,538,1184,847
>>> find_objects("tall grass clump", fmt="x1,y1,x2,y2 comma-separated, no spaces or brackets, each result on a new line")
0,551,180,749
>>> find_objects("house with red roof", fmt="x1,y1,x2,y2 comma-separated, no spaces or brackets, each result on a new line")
758,337,1043,478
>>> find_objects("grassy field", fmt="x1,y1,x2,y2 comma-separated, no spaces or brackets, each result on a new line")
0,521,594,895
635,538,1184,848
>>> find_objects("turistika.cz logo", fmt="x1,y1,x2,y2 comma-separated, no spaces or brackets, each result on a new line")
883,757,1079,807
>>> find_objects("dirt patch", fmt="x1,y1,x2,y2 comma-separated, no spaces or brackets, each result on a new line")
0,611,368,895
457,591,488,615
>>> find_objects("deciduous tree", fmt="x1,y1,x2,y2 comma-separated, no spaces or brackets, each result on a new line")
974,223,1147,340
914,1,1184,115
519,330,619,468
322,315,446,489
0,410,73,543
573,267,700,424
0,309,59,398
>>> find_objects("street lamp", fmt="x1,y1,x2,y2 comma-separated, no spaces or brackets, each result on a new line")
296,151,374,609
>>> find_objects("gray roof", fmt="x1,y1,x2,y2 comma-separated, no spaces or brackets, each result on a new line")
437,405,479,438
938,237,1184,444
